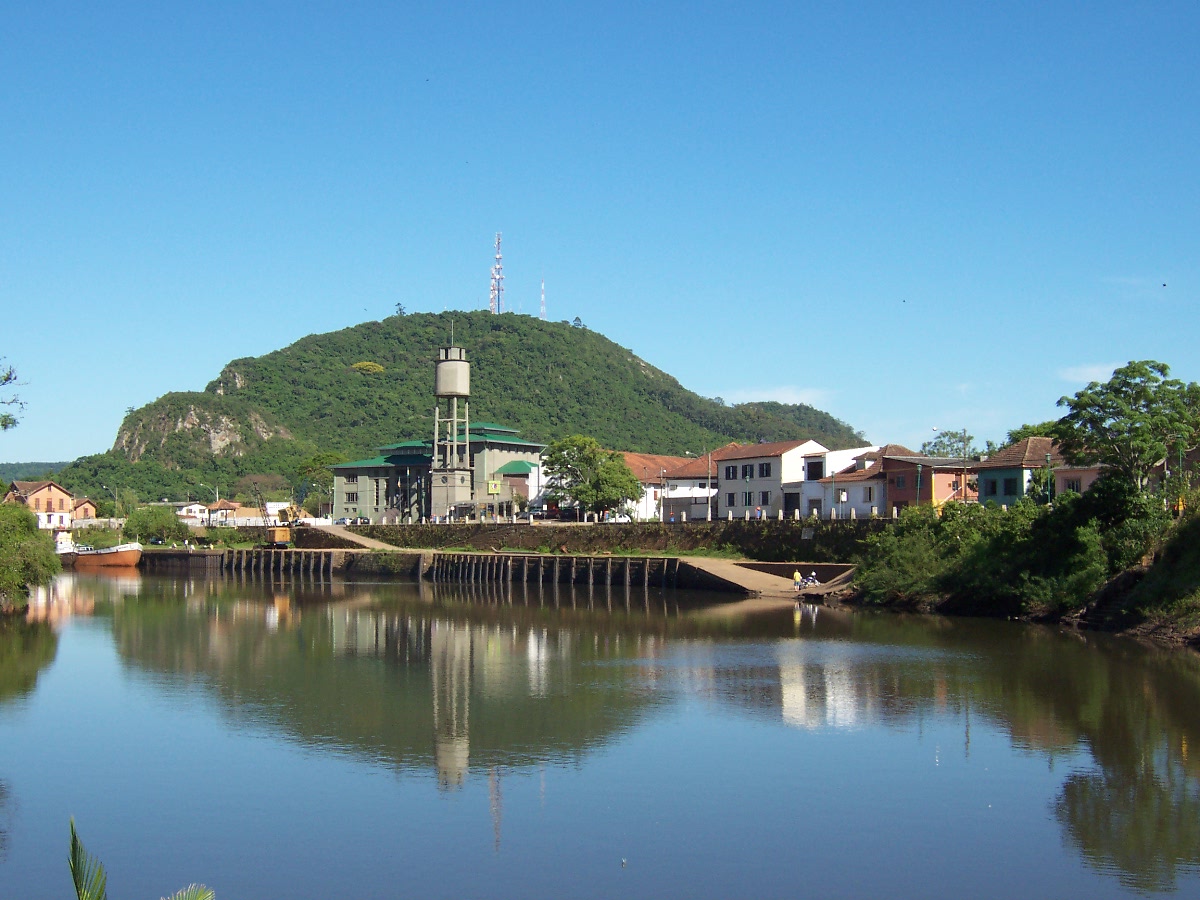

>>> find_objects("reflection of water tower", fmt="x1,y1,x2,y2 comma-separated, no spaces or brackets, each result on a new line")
431,624,474,789
431,346,474,516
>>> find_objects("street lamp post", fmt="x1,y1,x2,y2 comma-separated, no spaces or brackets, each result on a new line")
707,448,713,521
660,468,667,522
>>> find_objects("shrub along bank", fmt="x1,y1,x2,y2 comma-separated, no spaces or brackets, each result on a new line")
301,519,890,562
853,474,1187,632
0,504,60,614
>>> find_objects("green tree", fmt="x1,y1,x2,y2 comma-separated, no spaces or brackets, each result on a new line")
0,504,60,612
122,506,191,543
297,452,347,498
1006,420,1058,444
0,360,22,431
543,435,643,515
921,428,978,459
1056,360,1200,491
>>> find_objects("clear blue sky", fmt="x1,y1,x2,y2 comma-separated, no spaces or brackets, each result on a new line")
3,1,1197,462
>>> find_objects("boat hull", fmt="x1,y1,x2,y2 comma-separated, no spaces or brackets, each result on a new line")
63,544,143,569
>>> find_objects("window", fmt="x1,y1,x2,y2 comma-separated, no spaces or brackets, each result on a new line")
725,465,737,480
758,462,772,478
345,492,358,503
726,492,736,507
345,474,358,484
669,483,678,491
742,491,754,506
697,482,706,489
1003,477,1020,496
741,464,754,479
375,482,381,505
58,498,64,511
863,486,874,503
983,479,998,496
895,475,906,489
33,498,40,511
806,460,825,480
1065,478,1082,493
760,491,771,505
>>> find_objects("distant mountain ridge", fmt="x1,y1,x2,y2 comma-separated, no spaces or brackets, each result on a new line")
56,311,864,500
0,462,69,483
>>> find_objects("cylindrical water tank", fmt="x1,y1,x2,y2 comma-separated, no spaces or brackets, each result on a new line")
435,347,470,397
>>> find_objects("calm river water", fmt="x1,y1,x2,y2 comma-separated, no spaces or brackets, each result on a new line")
1,572,1199,899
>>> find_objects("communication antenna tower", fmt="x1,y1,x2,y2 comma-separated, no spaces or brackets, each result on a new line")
489,233,504,314
540,278,546,320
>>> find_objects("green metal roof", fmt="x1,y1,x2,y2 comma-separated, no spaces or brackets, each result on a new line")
331,456,390,470
494,459,536,475
331,452,431,470
377,439,430,451
382,454,431,467
469,422,519,434
468,433,545,447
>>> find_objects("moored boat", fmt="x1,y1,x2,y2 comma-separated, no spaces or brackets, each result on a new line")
58,542,143,569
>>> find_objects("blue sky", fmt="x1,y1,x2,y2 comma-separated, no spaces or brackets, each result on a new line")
2,1,1197,462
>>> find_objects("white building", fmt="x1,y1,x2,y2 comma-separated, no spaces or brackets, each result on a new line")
177,502,207,524
794,446,880,517
619,452,696,521
715,440,827,519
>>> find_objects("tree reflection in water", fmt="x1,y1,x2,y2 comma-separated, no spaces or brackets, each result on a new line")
0,618,58,704
1056,762,1200,893
13,572,1200,893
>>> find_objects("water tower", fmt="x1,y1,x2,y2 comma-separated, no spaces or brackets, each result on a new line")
431,346,474,516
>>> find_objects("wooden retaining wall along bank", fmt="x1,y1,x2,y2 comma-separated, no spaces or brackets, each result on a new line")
138,548,751,593
428,553,683,589
141,548,350,577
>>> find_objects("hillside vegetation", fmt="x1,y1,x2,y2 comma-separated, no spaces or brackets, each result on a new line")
55,311,862,501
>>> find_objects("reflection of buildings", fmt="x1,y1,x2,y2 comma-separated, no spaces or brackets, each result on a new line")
431,622,473,788
328,606,573,790
777,651,863,730
26,572,142,624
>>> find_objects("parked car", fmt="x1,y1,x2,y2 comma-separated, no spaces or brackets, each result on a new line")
605,513,632,524
334,517,351,525
351,516,370,525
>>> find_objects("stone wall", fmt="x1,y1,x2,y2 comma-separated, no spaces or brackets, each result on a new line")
293,519,890,563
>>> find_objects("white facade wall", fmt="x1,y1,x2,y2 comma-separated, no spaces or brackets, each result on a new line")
664,476,718,521
716,442,825,519
35,511,72,530
794,446,879,517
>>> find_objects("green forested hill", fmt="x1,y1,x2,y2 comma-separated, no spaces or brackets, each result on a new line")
56,311,863,501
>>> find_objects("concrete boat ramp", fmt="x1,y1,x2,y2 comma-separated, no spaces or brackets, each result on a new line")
682,559,855,602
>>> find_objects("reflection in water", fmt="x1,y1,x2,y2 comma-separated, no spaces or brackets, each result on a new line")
4,572,1200,893
106,576,673,787
0,779,9,862
0,618,57,705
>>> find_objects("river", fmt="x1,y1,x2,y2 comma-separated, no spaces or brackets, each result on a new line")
1,572,1198,899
